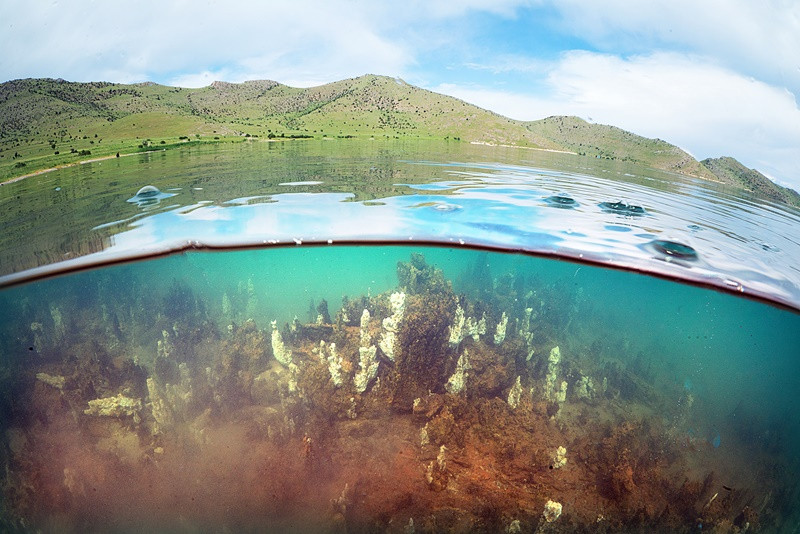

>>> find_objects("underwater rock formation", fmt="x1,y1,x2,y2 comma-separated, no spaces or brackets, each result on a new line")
445,349,470,395
322,341,345,388
448,304,467,347
0,250,789,533
447,303,487,347
386,266,457,410
551,445,567,469
574,373,598,401
493,312,508,345
425,445,449,491
507,375,523,410
518,307,536,361
378,291,405,362
354,309,380,393
543,500,563,522
271,319,293,367
316,299,332,325
544,345,567,405
467,313,487,342
84,393,142,422
35,372,65,390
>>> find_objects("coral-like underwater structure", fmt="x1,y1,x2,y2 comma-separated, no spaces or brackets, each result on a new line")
0,250,794,533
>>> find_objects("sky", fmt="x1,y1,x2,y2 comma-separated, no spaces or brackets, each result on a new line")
2,0,799,190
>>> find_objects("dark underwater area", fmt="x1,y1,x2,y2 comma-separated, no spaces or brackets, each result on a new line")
1,245,798,533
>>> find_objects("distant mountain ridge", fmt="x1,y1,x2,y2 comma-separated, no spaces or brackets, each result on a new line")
525,115,716,181
700,157,800,207
1,74,796,206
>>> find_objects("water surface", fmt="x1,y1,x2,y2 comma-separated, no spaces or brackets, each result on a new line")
2,140,799,309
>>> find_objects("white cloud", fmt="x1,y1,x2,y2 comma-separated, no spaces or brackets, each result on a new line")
0,1,411,86
433,51,800,189
549,0,800,96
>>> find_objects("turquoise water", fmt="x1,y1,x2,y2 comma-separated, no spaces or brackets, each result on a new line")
1,141,800,532
1,245,799,532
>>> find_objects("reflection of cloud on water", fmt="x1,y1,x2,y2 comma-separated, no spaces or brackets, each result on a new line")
108,193,409,252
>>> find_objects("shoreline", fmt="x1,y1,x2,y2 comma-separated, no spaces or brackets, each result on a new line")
0,152,141,186
2,138,289,186
469,140,576,155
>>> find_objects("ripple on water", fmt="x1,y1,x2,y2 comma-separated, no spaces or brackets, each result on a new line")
599,200,647,216
544,194,578,208
649,239,698,261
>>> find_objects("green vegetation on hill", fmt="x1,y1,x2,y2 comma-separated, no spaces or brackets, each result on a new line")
0,75,562,182
701,157,800,208
525,116,717,181
1,74,795,206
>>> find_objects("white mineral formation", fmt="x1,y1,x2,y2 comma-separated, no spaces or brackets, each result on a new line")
506,519,522,533
426,445,448,488
84,393,142,423
448,304,467,346
557,381,567,404
445,349,470,395
419,424,430,446
379,292,405,361
520,307,535,361
354,309,380,393
551,446,567,469
437,444,447,470
544,346,567,404
449,305,488,346
543,500,563,522
326,342,344,388
507,375,523,409
467,313,487,341
494,312,508,345
355,346,379,393
271,320,293,367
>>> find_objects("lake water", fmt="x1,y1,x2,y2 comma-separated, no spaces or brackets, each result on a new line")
1,140,799,532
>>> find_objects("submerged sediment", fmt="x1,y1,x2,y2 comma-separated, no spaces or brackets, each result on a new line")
0,250,793,533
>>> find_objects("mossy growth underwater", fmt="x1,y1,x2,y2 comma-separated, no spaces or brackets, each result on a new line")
0,245,798,533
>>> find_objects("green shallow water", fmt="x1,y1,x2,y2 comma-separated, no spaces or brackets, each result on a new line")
1,244,798,532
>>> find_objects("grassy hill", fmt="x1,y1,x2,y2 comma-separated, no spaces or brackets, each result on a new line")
0,75,559,183
525,116,717,181
701,157,800,207
1,74,795,206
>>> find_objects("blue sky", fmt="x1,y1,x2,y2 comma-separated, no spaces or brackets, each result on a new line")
1,0,799,189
